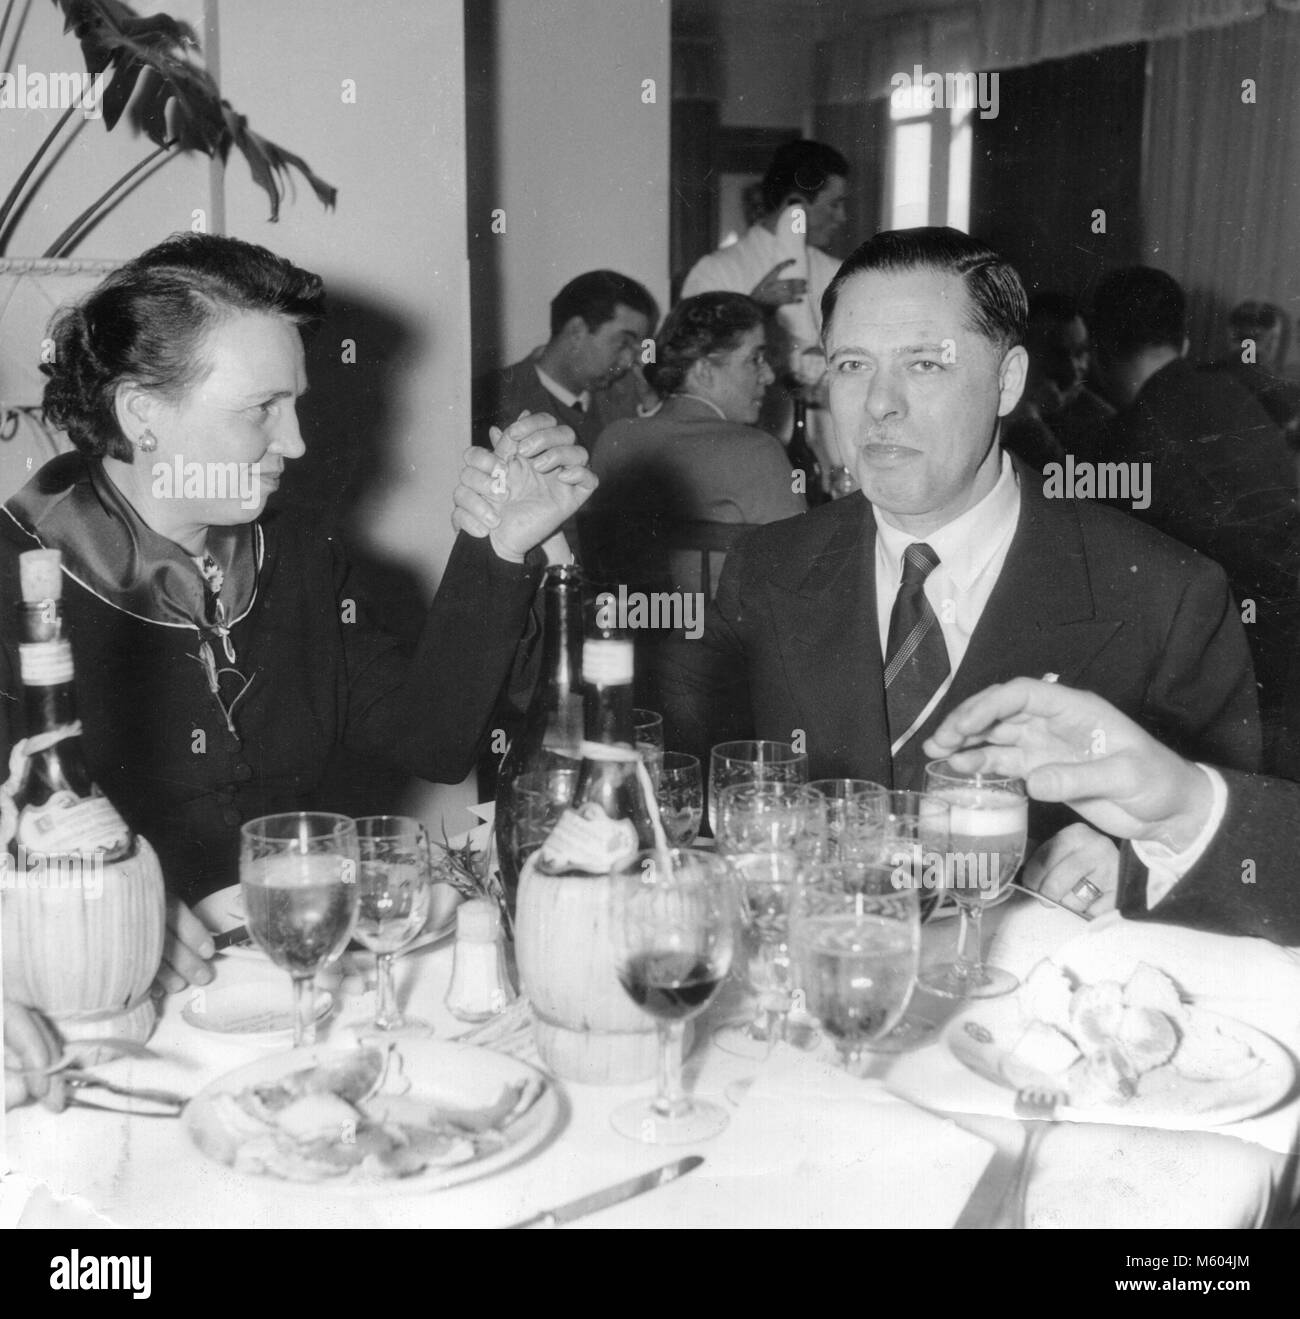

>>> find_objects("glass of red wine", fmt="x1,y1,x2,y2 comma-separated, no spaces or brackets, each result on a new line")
611,848,736,1144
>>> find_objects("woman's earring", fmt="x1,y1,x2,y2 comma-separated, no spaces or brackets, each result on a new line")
138,429,158,453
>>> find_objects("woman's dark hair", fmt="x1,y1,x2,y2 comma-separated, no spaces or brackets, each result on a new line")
647,292,765,396
41,232,326,460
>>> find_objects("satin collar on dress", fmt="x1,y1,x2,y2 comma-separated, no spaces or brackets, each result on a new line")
3,452,260,633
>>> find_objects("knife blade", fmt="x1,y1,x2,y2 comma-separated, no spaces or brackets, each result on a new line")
505,1155,704,1228
212,924,253,951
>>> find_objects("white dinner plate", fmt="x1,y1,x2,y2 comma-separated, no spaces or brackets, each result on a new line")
945,998,1296,1130
181,981,334,1040
185,1039,563,1194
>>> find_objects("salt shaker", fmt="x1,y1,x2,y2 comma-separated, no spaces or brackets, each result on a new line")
445,899,516,1022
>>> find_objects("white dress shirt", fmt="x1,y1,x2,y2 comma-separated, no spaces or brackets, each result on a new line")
874,450,1021,756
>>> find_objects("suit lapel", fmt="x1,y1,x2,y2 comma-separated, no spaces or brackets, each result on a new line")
763,496,894,784
894,462,1123,786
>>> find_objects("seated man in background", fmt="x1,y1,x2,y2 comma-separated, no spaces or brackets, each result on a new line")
925,676,1300,945
1201,299,1300,443
1089,268,1300,778
661,227,1262,899
682,139,851,488
472,269,658,454
1001,292,1113,470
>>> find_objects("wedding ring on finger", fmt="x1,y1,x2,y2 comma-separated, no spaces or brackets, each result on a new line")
1068,876,1103,911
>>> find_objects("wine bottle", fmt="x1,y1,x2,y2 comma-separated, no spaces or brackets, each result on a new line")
788,393,829,507
1,549,168,1049
4,549,132,865
514,630,662,1082
494,564,585,909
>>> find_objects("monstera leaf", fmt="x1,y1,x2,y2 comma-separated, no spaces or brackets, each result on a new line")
0,0,337,254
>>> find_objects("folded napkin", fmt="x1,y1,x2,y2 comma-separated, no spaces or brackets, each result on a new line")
588,1045,995,1229
890,909,1300,1154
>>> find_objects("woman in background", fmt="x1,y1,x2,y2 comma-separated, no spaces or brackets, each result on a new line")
585,292,805,602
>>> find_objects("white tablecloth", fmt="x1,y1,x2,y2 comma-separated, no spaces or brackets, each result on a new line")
4,896,1298,1230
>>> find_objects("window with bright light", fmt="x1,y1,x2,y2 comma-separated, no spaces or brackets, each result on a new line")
887,79,974,232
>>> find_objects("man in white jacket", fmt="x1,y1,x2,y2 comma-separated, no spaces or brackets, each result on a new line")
681,140,850,486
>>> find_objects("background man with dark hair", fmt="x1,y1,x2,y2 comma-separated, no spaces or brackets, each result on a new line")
472,269,658,454
662,227,1262,898
1089,266,1300,776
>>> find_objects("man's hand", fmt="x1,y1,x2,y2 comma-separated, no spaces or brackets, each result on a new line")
452,412,597,560
152,894,215,996
751,259,808,308
923,678,1215,852
4,1001,66,1112
1023,823,1120,916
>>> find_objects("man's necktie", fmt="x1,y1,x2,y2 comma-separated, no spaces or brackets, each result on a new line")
884,542,950,744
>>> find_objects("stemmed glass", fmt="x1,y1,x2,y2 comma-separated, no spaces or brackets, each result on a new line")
790,859,921,1076
803,780,888,860
353,816,434,1035
708,740,809,836
239,812,360,1048
919,761,1029,999
656,752,704,846
634,708,665,791
611,848,736,1144
714,781,820,857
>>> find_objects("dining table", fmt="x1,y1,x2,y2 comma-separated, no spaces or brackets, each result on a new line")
5,828,1300,1232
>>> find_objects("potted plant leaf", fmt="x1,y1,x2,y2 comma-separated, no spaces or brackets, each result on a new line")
1,0,336,257
0,0,337,495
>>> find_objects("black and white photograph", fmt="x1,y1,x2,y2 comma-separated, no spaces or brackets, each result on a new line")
0,0,1297,1264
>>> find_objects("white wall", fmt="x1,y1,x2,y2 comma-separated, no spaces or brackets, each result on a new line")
489,0,671,362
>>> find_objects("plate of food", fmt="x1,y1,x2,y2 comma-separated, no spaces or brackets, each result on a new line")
945,959,1296,1130
185,1039,562,1191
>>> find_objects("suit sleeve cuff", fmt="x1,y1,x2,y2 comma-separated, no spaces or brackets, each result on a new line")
1131,765,1229,908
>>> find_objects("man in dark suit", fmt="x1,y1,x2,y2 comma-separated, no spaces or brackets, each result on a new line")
1088,268,1300,779
473,270,658,454
925,677,1300,946
660,228,1261,896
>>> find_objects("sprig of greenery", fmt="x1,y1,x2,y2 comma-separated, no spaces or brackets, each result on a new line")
430,825,513,942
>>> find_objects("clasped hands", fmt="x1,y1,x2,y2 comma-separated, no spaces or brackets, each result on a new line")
453,412,597,561
924,677,1214,917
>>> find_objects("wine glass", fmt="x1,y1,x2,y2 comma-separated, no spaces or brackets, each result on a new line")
634,708,665,790
656,752,703,846
353,816,434,1035
508,765,579,882
707,740,809,836
240,812,360,1048
845,791,949,1052
712,849,805,1060
713,781,819,857
611,848,736,1144
803,779,889,860
790,860,921,1076
919,761,1029,999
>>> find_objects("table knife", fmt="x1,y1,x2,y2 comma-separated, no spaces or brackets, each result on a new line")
212,924,253,951
505,1155,704,1228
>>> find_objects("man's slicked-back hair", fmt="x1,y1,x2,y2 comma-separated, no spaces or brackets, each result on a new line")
760,140,849,215
821,227,1028,354
1089,267,1186,359
549,270,658,339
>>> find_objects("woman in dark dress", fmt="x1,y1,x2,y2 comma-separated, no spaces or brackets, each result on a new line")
0,232,592,993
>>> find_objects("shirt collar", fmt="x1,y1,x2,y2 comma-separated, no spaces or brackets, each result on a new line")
874,449,1020,592
534,363,590,413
